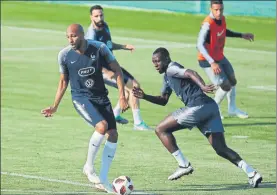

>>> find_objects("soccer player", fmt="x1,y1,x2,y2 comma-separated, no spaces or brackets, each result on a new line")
132,47,262,187
197,0,254,119
41,24,129,193
85,5,151,130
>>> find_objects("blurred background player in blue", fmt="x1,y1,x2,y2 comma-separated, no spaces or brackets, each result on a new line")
86,5,151,130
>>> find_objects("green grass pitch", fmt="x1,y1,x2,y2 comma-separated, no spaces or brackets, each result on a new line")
1,2,276,195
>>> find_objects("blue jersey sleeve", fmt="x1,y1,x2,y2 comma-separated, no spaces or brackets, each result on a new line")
58,47,70,74
166,63,187,78
99,43,116,64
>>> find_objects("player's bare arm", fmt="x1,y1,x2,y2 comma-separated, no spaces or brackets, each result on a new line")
41,74,69,117
108,60,129,112
112,42,135,52
184,69,215,93
132,87,170,106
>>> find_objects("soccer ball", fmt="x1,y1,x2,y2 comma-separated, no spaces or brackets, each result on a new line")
112,175,134,195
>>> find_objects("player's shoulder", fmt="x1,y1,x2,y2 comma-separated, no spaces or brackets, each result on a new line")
85,24,96,39
87,39,105,48
168,61,184,69
202,13,214,24
87,39,105,47
166,61,185,75
58,45,72,58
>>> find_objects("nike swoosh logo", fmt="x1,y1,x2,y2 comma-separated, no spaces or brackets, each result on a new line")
92,144,99,147
217,29,225,37
108,155,114,158
70,61,76,64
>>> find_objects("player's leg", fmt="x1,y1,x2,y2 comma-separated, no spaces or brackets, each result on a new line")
207,132,262,187
221,57,248,118
156,107,204,180
199,60,232,119
155,114,185,153
199,102,262,187
102,68,129,124
95,102,119,193
199,101,242,165
72,98,107,184
122,68,151,130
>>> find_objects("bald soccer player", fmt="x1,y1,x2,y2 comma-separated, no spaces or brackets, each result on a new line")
41,24,128,193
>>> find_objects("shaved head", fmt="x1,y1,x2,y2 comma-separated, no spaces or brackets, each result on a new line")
67,23,84,35
66,24,85,51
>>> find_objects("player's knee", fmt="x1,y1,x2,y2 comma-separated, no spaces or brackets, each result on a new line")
214,146,227,157
220,80,232,91
95,120,108,133
106,129,118,141
155,125,166,136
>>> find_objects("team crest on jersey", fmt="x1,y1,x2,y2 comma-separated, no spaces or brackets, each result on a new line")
78,67,95,77
85,79,94,88
106,41,113,50
90,54,96,61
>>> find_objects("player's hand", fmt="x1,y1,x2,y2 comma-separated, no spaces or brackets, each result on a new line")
132,87,145,99
201,84,216,94
211,62,221,75
125,44,135,52
242,33,254,42
41,106,57,117
119,97,129,113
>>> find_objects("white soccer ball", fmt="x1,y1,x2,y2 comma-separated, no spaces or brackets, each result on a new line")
112,175,134,195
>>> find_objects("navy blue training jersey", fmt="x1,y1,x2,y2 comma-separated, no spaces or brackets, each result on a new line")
161,62,213,106
58,39,115,100
85,22,114,70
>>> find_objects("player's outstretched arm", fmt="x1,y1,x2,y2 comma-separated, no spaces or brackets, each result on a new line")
226,29,254,41
108,60,129,112
41,74,69,117
241,33,254,42
112,42,135,52
184,69,215,93
132,87,169,106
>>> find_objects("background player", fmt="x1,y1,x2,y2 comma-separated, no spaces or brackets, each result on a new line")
41,24,128,193
86,5,151,130
133,47,262,188
197,0,254,119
